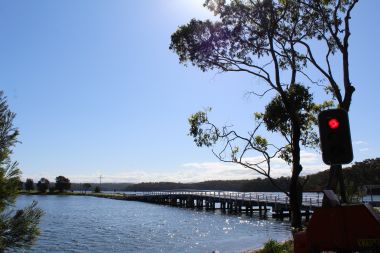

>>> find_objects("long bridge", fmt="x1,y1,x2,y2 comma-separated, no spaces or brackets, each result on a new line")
123,190,324,220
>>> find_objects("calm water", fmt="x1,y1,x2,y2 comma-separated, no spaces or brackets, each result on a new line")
11,195,291,253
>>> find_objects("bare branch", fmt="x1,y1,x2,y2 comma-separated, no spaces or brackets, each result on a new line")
245,88,275,98
296,39,343,104
298,69,325,88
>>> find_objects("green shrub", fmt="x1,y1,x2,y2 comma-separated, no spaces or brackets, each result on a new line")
257,240,293,253
94,186,101,193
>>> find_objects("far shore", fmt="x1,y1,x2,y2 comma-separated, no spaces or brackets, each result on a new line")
19,190,137,201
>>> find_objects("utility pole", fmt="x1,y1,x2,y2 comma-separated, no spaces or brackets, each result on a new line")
99,175,103,191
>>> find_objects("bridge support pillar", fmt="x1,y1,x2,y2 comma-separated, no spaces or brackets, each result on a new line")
259,204,262,217
305,209,310,222
264,203,268,218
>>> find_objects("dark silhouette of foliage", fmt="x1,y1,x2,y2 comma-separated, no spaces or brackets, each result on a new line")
83,183,91,194
68,182,132,191
303,159,380,196
24,179,34,192
94,186,101,193
36,178,50,193
125,179,290,192
257,239,293,253
293,0,359,201
171,0,309,228
18,180,23,191
48,186,55,193
0,91,43,251
170,0,359,229
55,176,71,193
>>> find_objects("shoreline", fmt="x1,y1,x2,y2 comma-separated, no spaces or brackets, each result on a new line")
19,191,144,201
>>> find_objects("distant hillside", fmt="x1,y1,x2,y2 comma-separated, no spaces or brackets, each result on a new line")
125,158,380,193
71,183,134,191
124,177,291,192
125,180,248,192
304,158,380,192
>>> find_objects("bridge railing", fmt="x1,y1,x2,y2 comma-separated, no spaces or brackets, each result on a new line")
136,190,323,207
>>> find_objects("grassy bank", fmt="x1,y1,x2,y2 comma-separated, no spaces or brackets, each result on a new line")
242,240,293,253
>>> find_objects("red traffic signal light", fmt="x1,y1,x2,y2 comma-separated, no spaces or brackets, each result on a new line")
318,109,353,165
328,118,340,129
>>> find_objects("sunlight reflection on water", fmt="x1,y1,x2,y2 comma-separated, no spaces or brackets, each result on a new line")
10,195,292,253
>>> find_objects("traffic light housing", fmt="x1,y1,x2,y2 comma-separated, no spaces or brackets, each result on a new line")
318,109,353,165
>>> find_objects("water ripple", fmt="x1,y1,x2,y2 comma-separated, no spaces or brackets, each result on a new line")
9,195,291,253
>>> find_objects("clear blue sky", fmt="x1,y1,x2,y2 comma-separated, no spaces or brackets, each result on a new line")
0,0,379,183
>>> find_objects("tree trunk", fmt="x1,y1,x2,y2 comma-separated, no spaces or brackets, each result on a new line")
290,129,303,229
290,167,302,229
337,167,347,203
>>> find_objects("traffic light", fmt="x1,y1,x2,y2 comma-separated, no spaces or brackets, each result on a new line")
318,109,353,165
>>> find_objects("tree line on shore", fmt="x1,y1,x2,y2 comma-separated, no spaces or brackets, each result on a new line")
22,178,129,193
25,176,71,193
22,176,100,194
124,158,380,194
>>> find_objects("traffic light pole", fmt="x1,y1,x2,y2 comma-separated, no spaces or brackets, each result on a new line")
325,164,347,204
295,109,372,253
318,109,353,205
322,167,350,253
337,165,347,203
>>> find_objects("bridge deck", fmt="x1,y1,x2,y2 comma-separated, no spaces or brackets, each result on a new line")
136,191,323,208
126,191,324,219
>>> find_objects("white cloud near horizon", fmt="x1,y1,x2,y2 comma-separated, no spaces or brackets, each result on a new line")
353,140,370,153
181,150,327,180
22,151,328,183
353,140,368,145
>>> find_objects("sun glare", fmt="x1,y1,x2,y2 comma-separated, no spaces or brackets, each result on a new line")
167,0,213,18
